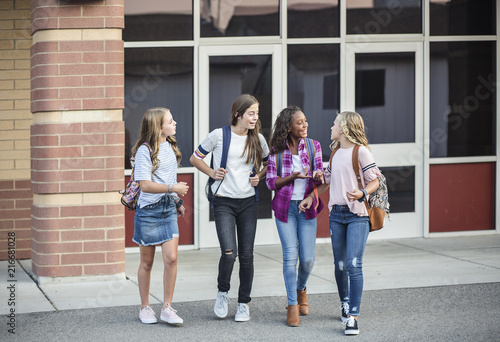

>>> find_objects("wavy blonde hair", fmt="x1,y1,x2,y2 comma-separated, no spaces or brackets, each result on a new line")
131,107,182,172
330,111,370,151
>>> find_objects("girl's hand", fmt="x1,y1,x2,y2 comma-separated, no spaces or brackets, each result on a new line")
211,167,228,180
177,205,185,217
312,170,324,184
299,196,313,213
249,172,260,187
346,189,362,202
173,182,189,196
293,171,312,180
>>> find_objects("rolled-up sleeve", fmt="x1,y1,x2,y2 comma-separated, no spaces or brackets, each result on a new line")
266,153,278,191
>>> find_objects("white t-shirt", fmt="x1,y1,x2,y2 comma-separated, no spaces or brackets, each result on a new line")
193,128,269,199
134,141,178,208
291,154,307,200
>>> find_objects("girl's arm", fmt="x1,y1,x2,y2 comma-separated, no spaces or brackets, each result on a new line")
312,140,324,184
189,154,227,180
346,178,379,202
140,180,189,197
299,183,330,212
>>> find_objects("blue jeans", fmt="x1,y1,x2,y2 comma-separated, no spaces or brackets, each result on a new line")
213,195,257,304
329,205,369,316
275,200,317,305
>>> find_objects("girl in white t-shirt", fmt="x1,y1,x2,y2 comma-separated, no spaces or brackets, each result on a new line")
190,94,269,322
132,108,189,325
300,111,381,336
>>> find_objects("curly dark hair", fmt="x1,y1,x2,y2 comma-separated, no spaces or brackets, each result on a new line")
269,106,302,154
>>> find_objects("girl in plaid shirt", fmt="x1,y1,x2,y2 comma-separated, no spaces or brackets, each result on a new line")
266,106,325,327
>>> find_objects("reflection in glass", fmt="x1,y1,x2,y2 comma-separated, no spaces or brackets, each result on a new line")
208,55,272,219
288,44,340,160
346,0,422,34
355,52,415,144
288,0,339,38
430,0,496,36
124,47,193,168
430,42,496,158
123,0,193,41
380,166,415,213
201,0,279,37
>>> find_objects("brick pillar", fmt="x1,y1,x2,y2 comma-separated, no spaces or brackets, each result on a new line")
0,0,33,260
30,0,125,282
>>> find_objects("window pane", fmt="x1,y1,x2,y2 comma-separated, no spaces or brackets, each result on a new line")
123,0,193,41
430,0,496,36
201,0,279,37
347,0,422,34
208,55,272,220
381,166,415,213
288,44,340,161
430,42,496,158
355,52,415,144
288,0,339,38
124,47,193,168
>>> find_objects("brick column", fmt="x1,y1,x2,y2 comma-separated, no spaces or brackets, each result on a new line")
30,0,125,282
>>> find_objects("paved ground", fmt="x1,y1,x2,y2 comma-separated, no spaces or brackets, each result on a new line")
10,283,500,341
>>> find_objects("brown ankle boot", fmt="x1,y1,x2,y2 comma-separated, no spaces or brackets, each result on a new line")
286,305,300,327
297,288,309,316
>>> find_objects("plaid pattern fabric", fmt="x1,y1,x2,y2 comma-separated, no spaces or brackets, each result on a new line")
266,138,324,223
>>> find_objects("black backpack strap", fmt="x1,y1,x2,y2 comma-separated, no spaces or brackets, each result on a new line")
305,138,315,175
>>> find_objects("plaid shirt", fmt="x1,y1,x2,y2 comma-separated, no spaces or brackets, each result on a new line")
266,138,324,223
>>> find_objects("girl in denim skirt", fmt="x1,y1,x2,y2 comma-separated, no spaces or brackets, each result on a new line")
265,106,325,327
132,107,189,325
301,111,381,335
190,94,269,322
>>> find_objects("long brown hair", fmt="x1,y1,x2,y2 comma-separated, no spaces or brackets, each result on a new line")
131,107,182,172
269,106,301,154
230,94,263,170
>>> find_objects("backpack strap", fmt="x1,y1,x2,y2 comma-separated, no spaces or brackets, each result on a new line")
304,138,315,175
208,126,232,206
276,150,283,177
351,145,370,212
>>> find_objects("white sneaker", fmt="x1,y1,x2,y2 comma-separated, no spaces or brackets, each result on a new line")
235,303,250,322
139,305,157,324
214,291,230,318
160,303,183,324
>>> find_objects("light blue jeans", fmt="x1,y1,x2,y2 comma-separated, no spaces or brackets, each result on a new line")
329,204,369,316
275,200,317,305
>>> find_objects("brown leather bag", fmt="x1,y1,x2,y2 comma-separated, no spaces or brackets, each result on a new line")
329,145,385,232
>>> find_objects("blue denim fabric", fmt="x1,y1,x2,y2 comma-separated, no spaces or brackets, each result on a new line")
133,195,179,246
275,200,317,305
213,195,258,304
329,205,369,316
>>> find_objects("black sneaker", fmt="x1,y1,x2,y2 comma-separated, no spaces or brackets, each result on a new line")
344,316,359,335
340,302,349,323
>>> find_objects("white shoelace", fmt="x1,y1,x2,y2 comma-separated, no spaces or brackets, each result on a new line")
217,293,230,308
163,303,178,314
343,316,356,327
237,304,249,315
341,302,349,315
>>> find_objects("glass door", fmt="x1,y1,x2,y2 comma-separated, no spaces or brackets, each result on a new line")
344,42,424,239
197,45,282,248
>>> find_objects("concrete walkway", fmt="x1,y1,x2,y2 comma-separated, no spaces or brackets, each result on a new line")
1,235,500,340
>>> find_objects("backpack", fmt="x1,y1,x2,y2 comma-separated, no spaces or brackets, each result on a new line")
120,143,152,211
330,145,390,231
205,126,259,206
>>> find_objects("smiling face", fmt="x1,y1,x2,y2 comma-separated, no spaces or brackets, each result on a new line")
236,103,259,130
331,116,342,141
289,110,308,140
160,110,176,140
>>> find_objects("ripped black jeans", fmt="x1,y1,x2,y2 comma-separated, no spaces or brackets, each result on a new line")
213,195,258,304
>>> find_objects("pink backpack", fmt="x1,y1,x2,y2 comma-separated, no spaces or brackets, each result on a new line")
120,143,152,211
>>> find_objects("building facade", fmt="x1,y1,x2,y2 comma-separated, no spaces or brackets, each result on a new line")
0,0,498,280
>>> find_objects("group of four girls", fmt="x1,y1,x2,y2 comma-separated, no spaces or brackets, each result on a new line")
131,94,381,336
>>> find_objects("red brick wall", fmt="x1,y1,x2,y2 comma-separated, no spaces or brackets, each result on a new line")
30,0,125,278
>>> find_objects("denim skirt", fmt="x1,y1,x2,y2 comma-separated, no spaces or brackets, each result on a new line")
133,195,179,246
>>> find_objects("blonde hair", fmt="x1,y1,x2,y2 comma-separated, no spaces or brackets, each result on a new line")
131,107,182,172
330,111,370,151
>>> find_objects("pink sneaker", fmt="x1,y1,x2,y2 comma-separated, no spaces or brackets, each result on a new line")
160,303,184,324
139,305,157,324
